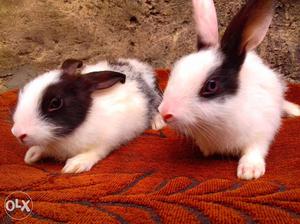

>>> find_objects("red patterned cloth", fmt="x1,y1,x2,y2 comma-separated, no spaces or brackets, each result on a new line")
0,70,299,223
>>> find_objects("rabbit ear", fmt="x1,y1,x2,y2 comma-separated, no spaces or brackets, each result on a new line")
221,0,274,58
61,59,83,76
82,71,126,92
193,0,219,50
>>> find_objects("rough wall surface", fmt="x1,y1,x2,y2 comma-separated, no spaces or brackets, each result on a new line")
0,0,299,92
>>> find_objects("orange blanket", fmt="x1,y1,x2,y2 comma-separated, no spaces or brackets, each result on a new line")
0,70,299,223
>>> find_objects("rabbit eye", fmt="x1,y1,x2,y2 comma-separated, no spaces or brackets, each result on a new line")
207,80,218,92
48,97,63,112
200,78,220,97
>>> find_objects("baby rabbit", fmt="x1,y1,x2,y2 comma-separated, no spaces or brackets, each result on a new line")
159,0,300,179
11,58,164,173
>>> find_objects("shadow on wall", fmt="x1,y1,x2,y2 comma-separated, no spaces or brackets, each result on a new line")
0,0,299,92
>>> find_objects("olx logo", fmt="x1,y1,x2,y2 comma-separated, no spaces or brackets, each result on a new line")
4,191,33,220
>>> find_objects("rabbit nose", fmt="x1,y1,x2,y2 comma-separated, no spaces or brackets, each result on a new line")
163,114,174,122
18,134,27,143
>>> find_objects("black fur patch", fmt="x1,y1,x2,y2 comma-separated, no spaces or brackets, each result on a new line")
40,71,126,136
199,54,244,100
40,75,92,136
198,0,251,100
198,0,272,100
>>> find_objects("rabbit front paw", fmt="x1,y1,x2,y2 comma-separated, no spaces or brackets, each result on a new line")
62,153,100,174
24,146,45,164
237,154,265,180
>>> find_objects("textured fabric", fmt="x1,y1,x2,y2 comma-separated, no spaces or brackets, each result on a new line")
0,70,299,223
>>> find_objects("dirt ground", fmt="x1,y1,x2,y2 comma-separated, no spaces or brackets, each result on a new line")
0,0,299,92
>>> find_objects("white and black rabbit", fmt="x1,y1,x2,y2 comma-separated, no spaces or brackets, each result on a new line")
159,0,300,180
11,58,165,173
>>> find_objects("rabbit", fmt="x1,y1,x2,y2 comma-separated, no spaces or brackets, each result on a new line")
158,0,300,180
11,58,165,173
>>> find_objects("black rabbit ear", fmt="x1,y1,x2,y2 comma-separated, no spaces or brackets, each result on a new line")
221,0,274,59
61,59,83,76
82,71,126,92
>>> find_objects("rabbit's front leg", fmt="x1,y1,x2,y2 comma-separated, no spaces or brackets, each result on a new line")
25,146,47,164
283,100,300,117
237,143,268,180
62,148,110,174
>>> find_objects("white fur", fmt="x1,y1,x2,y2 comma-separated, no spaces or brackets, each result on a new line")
161,50,284,151
12,59,160,173
160,49,287,180
159,0,299,180
81,61,111,73
12,70,61,146
58,80,150,173
121,58,158,89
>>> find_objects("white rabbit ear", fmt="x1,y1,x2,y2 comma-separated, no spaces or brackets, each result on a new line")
193,0,219,50
221,0,274,57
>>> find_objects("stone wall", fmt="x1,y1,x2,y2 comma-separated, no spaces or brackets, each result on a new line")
0,0,299,92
